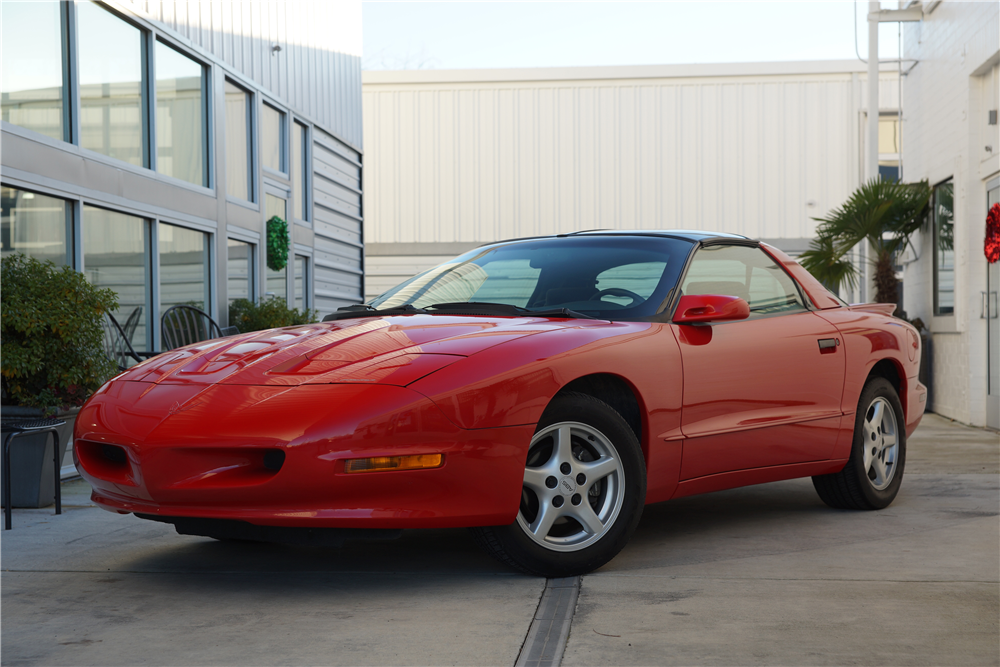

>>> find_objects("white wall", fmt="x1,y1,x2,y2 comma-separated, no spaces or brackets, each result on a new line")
900,0,999,426
362,61,899,299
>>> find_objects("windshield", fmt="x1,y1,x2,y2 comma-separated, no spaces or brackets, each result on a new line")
369,236,694,319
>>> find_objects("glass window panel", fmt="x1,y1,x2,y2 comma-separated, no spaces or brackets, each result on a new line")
155,41,205,186
261,104,284,172
227,238,253,303
878,116,899,154
1,1,65,141
933,182,955,315
682,245,805,315
266,194,286,221
292,121,308,220
1,187,69,266
83,206,149,350
294,255,306,310
266,266,287,301
225,81,251,201
265,195,288,300
78,1,144,167
159,222,209,317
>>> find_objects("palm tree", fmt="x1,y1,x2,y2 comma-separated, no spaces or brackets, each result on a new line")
800,178,932,310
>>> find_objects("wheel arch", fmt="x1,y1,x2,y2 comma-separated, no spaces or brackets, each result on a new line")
551,373,646,461
867,358,907,419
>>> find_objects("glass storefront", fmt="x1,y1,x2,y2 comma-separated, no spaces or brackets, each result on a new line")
0,1,65,141
83,205,149,349
1,187,69,266
77,1,144,167
155,41,206,186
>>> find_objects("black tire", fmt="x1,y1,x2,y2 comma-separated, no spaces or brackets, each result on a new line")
813,376,906,510
470,392,646,577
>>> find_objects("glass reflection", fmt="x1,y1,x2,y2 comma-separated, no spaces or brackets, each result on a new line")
1,187,69,266
294,255,306,310
78,1,143,167
83,206,149,349
293,122,307,220
225,81,251,200
156,41,205,186
227,238,253,303
265,195,288,301
159,222,209,316
262,104,283,172
933,182,955,315
1,1,64,141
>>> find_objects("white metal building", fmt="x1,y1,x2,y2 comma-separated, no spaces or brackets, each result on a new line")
898,0,999,428
362,60,902,300
1,0,365,345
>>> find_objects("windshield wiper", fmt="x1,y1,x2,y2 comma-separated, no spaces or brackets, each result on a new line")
427,302,594,319
322,303,428,322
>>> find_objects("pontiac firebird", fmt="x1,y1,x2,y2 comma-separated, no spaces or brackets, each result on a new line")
75,231,925,576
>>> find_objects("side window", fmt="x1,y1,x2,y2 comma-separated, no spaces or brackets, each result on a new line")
681,245,806,316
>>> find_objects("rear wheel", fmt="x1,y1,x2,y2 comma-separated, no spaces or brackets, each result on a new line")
471,392,646,577
813,376,906,510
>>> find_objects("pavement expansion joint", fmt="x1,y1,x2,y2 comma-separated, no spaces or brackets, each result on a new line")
515,576,580,667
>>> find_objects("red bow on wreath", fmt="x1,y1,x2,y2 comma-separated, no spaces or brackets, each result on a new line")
987,203,1000,264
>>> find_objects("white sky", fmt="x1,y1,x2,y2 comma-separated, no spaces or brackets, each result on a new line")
362,1,906,70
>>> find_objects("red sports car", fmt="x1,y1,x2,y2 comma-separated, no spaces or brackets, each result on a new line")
75,231,925,576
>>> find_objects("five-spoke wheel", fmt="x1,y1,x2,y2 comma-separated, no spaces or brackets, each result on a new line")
813,376,906,510
471,392,645,577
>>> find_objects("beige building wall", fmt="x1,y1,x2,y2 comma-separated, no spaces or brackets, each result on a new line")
362,61,900,301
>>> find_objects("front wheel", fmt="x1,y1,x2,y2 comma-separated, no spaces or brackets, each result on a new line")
471,392,646,577
812,376,906,510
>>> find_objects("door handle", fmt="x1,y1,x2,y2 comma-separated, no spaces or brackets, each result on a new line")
818,338,840,353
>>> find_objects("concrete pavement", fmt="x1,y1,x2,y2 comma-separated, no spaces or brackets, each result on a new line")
2,412,997,666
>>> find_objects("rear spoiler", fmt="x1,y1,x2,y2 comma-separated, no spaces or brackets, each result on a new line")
848,303,897,316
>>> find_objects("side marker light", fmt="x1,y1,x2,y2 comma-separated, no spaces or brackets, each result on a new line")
344,454,444,473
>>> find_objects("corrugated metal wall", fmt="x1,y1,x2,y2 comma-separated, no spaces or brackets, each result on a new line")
119,0,363,149
362,62,898,299
312,128,365,312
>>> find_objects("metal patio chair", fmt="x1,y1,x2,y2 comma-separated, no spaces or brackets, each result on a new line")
103,309,160,372
160,305,239,351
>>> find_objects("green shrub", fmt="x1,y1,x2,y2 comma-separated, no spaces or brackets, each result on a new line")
1,253,119,414
228,297,318,334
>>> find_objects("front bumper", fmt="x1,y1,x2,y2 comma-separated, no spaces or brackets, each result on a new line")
75,381,532,529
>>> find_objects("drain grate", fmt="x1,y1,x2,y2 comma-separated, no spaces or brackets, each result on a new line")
515,576,580,667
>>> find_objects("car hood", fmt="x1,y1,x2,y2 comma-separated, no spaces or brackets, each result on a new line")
119,314,584,387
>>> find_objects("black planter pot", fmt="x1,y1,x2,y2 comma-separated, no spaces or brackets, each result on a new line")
1,406,78,508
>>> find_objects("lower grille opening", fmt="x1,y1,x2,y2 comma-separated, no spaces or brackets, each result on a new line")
262,449,285,471
102,444,128,465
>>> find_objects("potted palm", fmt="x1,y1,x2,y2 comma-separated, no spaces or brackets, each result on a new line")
799,177,932,313
1,253,118,507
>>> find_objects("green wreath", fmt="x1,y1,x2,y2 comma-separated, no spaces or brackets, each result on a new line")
266,215,290,272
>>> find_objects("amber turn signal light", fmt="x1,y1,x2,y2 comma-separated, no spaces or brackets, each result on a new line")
343,454,444,473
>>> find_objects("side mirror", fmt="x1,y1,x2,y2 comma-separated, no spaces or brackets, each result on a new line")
673,294,750,324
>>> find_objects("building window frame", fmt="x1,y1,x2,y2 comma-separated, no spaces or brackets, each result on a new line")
932,178,955,318
292,119,310,224
151,37,211,189
261,100,287,177
224,78,255,204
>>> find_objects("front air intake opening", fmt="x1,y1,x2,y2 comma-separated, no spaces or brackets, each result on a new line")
102,444,128,465
262,449,285,471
